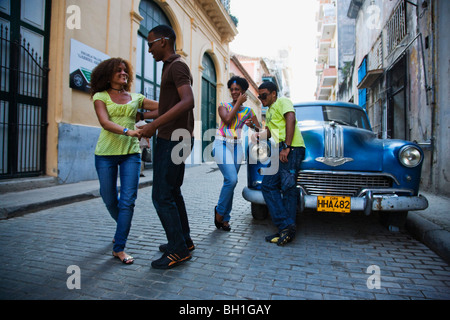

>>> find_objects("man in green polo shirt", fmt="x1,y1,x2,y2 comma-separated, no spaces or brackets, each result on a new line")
253,81,305,246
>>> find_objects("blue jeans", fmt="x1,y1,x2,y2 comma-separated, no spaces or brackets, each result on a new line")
95,153,141,253
262,147,305,232
152,137,193,254
213,139,244,222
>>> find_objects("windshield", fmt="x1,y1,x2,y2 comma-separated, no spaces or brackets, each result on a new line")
295,105,371,130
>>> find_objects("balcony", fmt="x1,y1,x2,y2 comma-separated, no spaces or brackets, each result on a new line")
316,63,324,76
317,85,332,100
322,67,337,86
357,37,384,89
196,0,238,41
319,3,336,40
316,67,337,100
318,39,331,58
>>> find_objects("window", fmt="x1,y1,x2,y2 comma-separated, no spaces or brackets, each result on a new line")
136,0,170,99
295,105,371,130
357,56,367,110
386,0,407,56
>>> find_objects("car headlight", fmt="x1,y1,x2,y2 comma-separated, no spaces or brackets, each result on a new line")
399,145,422,168
249,141,271,163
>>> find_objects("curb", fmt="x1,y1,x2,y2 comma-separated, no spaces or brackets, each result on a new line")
406,212,450,264
0,179,153,220
0,192,99,220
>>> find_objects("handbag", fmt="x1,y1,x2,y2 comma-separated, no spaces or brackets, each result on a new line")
141,146,152,162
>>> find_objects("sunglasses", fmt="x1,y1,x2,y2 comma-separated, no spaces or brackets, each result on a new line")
258,92,271,100
147,37,170,50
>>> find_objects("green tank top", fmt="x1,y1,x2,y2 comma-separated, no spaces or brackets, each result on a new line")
93,91,144,155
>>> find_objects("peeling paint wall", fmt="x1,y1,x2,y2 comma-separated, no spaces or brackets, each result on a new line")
349,0,449,196
433,0,450,195
411,0,450,196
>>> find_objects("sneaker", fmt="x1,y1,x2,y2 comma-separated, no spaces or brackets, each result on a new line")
151,250,191,269
265,233,280,243
159,239,195,253
277,227,296,246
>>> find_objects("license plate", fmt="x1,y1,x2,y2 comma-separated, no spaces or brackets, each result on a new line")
317,196,351,213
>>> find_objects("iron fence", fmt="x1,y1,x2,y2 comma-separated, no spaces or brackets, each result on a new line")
0,23,49,178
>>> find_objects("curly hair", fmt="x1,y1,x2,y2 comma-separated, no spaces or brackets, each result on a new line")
89,57,134,98
227,76,249,92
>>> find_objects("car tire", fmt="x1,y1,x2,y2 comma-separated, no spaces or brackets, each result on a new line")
251,203,269,220
379,211,408,230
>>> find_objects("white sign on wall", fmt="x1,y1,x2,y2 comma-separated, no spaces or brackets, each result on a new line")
69,39,110,93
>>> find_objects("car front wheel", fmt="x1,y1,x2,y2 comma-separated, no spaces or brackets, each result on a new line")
251,203,269,220
379,211,408,230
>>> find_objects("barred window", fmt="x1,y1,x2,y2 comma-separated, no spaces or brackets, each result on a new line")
386,0,407,56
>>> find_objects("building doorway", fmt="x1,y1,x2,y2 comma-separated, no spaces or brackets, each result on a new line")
0,0,51,179
387,56,407,140
201,53,216,161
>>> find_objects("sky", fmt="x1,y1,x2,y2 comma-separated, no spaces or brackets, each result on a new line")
229,0,319,102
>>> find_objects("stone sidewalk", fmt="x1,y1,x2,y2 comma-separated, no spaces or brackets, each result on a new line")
0,164,449,301
1,164,449,264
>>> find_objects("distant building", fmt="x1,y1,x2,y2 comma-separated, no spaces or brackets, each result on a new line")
315,0,338,100
229,54,262,120
231,52,292,124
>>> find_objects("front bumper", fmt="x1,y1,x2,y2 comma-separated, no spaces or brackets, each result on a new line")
242,187,429,215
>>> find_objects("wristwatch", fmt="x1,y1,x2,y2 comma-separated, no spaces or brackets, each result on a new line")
123,128,129,136
281,142,291,150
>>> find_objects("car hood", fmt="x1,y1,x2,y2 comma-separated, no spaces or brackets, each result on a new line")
300,124,383,172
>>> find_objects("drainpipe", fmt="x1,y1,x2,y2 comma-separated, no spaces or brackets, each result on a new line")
414,0,436,190
428,0,436,191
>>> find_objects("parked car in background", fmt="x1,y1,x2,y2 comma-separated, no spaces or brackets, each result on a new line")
242,101,428,229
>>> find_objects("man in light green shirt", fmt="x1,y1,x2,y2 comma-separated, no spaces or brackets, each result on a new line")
253,81,306,246
265,96,305,149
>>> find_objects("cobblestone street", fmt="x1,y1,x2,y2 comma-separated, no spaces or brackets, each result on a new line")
0,164,449,301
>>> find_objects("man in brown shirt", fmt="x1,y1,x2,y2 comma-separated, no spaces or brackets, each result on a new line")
141,25,195,269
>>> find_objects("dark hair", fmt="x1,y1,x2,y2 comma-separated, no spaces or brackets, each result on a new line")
149,25,176,44
258,81,278,95
89,58,133,97
227,76,249,92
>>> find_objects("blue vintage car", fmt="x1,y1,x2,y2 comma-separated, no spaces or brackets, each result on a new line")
242,101,428,229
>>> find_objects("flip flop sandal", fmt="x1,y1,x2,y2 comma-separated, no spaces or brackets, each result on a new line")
214,206,224,229
112,251,134,264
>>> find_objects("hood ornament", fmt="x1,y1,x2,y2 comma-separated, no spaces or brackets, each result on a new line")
315,123,353,167
315,156,353,166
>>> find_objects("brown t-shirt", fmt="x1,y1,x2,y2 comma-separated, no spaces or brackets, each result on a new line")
157,54,194,140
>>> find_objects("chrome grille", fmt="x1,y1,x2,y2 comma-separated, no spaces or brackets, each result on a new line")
297,171,393,196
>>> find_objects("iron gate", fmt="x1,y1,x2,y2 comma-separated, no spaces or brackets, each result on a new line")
0,24,49,179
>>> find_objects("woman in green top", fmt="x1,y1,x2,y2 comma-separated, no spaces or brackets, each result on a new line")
90,58,158,264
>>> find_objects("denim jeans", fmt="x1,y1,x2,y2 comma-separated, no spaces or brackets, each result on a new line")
95,153,141,253
212,139,244,222
152,137,193,254
261,147,305,232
